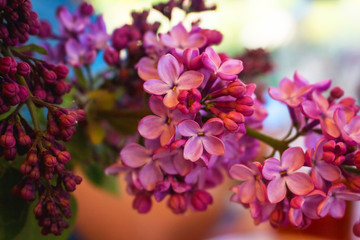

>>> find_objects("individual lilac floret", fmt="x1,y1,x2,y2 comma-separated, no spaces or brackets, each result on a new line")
262,147,314,203
143,54,203,108
138,95,193,146
136,56,160,81
178,118,225,161
57,6,88,34
89,15,109,50
202,47,243,81
65,35,96,67
229,162,266,203
160,23,206,50
317,183,360,218
334,108,360,145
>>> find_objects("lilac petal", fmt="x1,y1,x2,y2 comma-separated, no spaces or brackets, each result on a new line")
163,89,179,108
138,115,164,139
322,118,340,138
158,157,177,175
229,164,254,181
143,79,170,95
183,136,203,161
281,147,304,173
173,151,192,176
157,54,181,85
312,168,326,190
185,33,206,48
237,180,256,203
312,79,332,92
201,53,218,72
302,192,325,219
139,162,163,191
346,116,360,143
289,208,303,227
203,118,224,136
160,124,175,146
120,143,151,168
301,100,319,119
105,162,126,175
176,71,203,89
329,199,346,218
218,59,243,75
255,180,267,202
170,23,188,46
137,57,160,81
202,135,225,156
205,47,221,68
312,91,329,111
336,191,360,201
268,87,284,101
148,95,167,117
317,197,331,218
160,33,176,48
178,120,200,137
65,39,80,66
286,172,314,196
279,77,294,93
316,161,341,182
262,158,281,180
217,72,237,81
267,177,286,203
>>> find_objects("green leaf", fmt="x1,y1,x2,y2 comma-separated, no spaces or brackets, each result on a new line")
83,162,119,195
65,128,93,165
14,195,78,240
73,67,87,89
11,44,48,55
0,169,30,240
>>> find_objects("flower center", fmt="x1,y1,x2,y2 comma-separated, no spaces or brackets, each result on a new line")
280,170,287,177
197,132,205,136
172,85,177,91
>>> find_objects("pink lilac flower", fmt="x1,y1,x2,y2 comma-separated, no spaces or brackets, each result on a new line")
89,15,109,50
65,35,96,67
160,23,206,50
136,57,160,81
138,95,193,146
262,147,314,203
334,108,360,145
302,91,354,139
202,47,243,80
178,118,225,161
57,6,88,34
288,190,326,227
317,183,360,218
143,54,204,108
307,138,341,191
229,162,266,203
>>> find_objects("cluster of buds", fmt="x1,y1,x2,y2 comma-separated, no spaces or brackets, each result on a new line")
0,0,40,46
0,77,28,113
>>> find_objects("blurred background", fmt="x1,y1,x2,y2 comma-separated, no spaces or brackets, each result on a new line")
31,0,360,239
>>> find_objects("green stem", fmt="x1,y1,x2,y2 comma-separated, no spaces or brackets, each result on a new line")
341,166,360,175
17,75,41,131
245,127,289,153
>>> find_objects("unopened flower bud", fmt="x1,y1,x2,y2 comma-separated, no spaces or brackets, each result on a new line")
43,70,57,84
18,85,29,102
43,153,58,167
104,47,119,66
17,62,31,76
79,2,94,16
330,86,344,99
54,64,69,79
38,20,52,38
0,125,16,148
57,151,71,164
191,190,213,211
133,194,152,213
2,82,19,98
168,194,187,214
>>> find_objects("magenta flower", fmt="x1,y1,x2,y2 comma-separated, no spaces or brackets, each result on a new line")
65,35,96,67
136,57,160,81
143,54,204,108
138,95,193,146
202,47,243,80
317,183,360,218
178,118,225,161
334,108,360,144
89,15,109,50
229,162,266,203
160,23,206,49
57,6,88,34
262,147,314,203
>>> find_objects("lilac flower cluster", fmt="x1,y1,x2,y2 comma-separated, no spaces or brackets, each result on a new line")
107,22,266,214
0,1,84,236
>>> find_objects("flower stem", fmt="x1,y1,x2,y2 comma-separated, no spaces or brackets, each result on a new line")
245,127,289,153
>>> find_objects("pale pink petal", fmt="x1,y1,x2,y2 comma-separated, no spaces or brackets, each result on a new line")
237,180,256,203
336,191,360,201
202,135,225,156
255,180,267,202
218,59,243,75
312,168,326,190
286,172,314,196
346,116,360,143
120,143,151,168
105,162,127,175
329,199,345,218
163,89,180,108
158,157,177,175
205,47,221,68
229,164,255,181
312,79,331,92
173,151,192,176
170,23,188,46
139,162,163,191
301,100,320,119
176,71,203,89
160,124,175,146
267,177,286,203
201,53,218,72
316,161,341,182
148,96,167,117
289,208,303,227
268,87,284,101
312,91,329,111
178,120,200,137
202,118,224,135
321,118,340,138
136,57,160,81
183,136,203,161
262,158,281,180
279,77,294,94
157,54,181,85
143,79,170,95
160,33,176,48
293,71,309,86
281,147,305,173
185,33,206,48
138,115,164,139
317,197,331,218
217,72,237,81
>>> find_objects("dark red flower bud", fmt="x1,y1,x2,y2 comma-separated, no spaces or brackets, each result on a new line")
353,220,360,237
43,70,57,84
54,81,70,95
38,20,52,38
168,194,187,214
20,162,32,174
104,47,119,66
9,58,17,75
191,190,213,211
43,153,58,167
57,151,70,164
270,207,287,228
2,82,19,98
17,62,31,76
33,87,46,100
59,114,76,127
133,194,152,213
54,64,69,79
0,124,16,148
330,86,344,99
227,80,246,98
64,178,76,192
79,2,94,16
4,147,16,160
0,24,8,38
29,167,40,179
74,176,82,184
21,184,36,201
33,202,43,217
18,85,29,103
8,95,21,106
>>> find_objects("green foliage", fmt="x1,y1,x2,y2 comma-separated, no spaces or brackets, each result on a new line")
11,44,48,55
83,162,119,195
0,169,30,240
